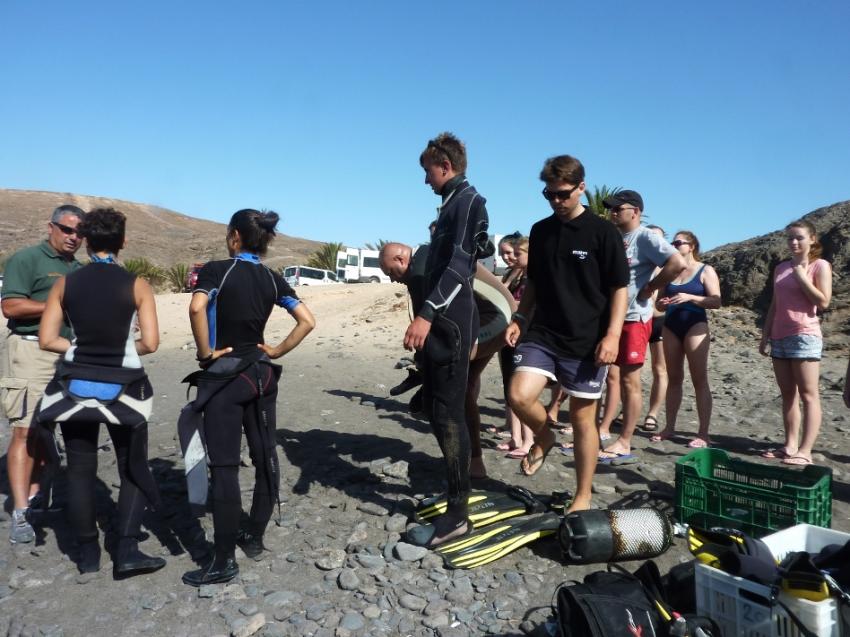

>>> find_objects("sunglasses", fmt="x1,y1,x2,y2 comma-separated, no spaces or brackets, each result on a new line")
609,206,637,215
671,240,691,247
542,185,580,202
51,222,80,236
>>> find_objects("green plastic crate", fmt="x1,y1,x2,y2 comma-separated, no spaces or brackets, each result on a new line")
674,448,832,537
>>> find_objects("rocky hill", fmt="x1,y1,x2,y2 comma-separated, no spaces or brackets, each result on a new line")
703,200,849,349
0,189,324,270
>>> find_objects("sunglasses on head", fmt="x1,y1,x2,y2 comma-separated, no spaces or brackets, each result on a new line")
542,185,579,202
671,240,690,247
52,221,80,236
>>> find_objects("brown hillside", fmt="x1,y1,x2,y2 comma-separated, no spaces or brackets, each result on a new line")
0,189,325,270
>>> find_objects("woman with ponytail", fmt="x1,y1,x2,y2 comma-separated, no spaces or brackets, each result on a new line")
759,219,832,465
182,209,315,586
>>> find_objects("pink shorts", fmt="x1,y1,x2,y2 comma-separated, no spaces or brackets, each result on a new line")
615,319,652,367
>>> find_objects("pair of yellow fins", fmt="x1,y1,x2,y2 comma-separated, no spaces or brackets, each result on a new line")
687,526,832,602
414,487,570,569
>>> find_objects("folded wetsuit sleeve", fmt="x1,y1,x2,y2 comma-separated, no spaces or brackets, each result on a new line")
419,193,489,322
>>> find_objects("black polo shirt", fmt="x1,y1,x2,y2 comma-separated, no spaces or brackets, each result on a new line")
524,209,628,361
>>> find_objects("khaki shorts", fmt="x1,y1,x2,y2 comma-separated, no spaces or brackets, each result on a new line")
0,332,59,428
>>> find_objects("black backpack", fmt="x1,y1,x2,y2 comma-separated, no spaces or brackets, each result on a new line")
556,568,661,636
555,562,722,637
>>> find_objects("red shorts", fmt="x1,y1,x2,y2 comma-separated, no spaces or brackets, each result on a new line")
615,319,652,366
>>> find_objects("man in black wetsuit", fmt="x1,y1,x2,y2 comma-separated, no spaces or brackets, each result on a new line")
381,242,514,481
402,133,490,548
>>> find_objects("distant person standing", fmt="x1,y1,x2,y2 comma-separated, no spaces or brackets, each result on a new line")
506,155,628,513
760,219,832,465
601,191,685,461
403,132,489,548
651,230,721,448
1,204,84,544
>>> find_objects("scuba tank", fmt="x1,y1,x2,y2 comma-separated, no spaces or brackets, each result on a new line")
559,508,673,564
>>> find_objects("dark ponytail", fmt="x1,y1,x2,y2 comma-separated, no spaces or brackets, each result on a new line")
228,209,279,255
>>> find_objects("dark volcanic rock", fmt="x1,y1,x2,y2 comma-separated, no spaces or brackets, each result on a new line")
703,200,850,348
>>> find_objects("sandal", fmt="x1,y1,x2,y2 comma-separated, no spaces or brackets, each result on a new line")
761,448,790,459
782,455,813,466
642,415,659,432
547,419,573,435
521,438,555,477
505,447,529,459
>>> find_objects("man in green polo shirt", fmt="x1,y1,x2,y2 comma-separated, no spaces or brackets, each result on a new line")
1,204,84,544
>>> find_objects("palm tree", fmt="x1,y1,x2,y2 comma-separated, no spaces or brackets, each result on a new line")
585,185,622,219
364,239,389,251
307,241,345,271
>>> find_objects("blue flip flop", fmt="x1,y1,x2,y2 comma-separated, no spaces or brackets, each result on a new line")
597,451,637,465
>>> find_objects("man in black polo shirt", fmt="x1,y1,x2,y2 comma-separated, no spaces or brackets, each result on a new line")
505,155,628,512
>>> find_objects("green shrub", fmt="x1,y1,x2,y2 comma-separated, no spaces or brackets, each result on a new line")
123,257,165,286
165,263,190,293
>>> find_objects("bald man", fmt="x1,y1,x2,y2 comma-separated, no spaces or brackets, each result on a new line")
380,242,515,481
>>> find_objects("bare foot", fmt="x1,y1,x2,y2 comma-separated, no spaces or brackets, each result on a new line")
566,495,592,514
650,429,675,443
602,439,631,456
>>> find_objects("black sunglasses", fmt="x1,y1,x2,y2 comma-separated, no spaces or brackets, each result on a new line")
51,221,80,236
542,185,580,202
671,240,691,247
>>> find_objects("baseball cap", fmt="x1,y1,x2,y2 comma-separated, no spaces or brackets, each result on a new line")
602,190,644,211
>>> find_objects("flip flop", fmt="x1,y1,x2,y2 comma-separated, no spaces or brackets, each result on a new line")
495,442,515,452
782,455,813,466
761,448,790,459
520,440,555,476
547,419,573,435
598,450,636,465
650,432,674,443
687,438,710,449
505,448,529,459
642,415,659,432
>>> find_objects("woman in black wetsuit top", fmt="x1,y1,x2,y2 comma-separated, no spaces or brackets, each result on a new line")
182,209,315,587
38,207,165,577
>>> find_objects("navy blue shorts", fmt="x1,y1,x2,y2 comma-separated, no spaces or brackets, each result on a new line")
513,342,607,399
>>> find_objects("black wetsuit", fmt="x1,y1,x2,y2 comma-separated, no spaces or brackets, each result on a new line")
419,175,489,522
193,253,299,555
45,261,157,547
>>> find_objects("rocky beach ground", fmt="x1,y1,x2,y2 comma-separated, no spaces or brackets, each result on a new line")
1,284,848,637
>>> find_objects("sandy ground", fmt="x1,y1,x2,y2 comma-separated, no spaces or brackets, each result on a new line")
1,283,849,637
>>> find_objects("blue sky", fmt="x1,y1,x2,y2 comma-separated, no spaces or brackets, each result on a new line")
2,1,848,251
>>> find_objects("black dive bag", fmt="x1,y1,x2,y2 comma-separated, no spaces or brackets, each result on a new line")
556,569,661,637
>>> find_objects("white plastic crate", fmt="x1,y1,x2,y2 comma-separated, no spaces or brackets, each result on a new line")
695,522,849,637
762,524,850,563
695,563,839,637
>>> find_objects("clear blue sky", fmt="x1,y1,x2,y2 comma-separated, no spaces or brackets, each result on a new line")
2,1,848,251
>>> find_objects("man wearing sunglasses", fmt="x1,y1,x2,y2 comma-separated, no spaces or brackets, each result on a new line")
600,191,685,461
1,204,85,544
504,155,628,513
